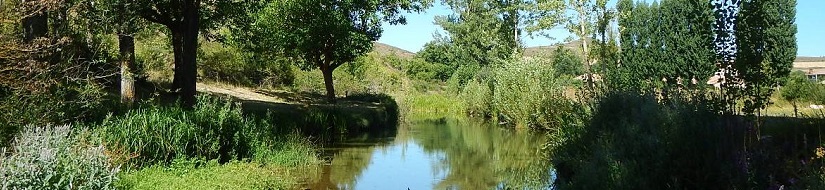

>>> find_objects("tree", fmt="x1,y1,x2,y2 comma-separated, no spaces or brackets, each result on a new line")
712,0,741,114
551,46,584,77
613,0,715,92
735,0,797,114
96,0,145,106
130,0,251,107
781,71,814,117
254,0,431,102
563,0,613,91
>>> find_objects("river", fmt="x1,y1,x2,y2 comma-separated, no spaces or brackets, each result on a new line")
307,118,555,190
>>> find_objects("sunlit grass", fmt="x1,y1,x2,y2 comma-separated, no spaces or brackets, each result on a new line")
401,92,465,121
116,159,318,190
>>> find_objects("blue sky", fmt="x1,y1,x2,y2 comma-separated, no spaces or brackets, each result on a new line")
377,0,824,56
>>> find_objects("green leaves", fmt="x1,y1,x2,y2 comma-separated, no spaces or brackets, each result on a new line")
612,0,715,91
735,0,798,114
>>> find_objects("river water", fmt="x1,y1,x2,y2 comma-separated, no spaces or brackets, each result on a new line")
307,118,555,190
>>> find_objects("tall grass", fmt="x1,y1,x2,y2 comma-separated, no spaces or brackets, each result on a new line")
94,95,318,169
459,58,584,130
401,93,465,120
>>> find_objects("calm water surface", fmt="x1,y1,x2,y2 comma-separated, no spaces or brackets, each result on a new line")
308,118,555,190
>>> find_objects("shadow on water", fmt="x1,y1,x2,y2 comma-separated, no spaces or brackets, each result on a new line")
306,117,555,190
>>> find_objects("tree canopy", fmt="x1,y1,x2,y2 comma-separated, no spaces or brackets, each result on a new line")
250,0,432,101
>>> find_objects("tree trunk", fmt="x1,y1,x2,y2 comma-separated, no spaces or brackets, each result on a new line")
119,34,137,106
22,2,48,43
793,101,798,118
321,65,336,103
179,0,200,108
579,13,593,91
171,29,184,91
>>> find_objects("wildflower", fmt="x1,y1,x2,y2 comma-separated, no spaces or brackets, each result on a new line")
816,147,825,159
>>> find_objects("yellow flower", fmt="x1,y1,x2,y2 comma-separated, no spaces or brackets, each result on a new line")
816,147,825,159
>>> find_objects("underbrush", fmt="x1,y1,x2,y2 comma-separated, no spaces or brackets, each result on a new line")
94,96,318,168
1,125,119,189
291,52,404,96
460,58,584,130
552,91,825,189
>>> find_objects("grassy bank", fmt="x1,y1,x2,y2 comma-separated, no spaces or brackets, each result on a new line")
1,95,324,189
95,96,322,189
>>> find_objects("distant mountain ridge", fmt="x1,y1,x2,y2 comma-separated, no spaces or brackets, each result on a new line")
374,41,821,63
796,56,825,62
524,40,587,58
372,42,416,59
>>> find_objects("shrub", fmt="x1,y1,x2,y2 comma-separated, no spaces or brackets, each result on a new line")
551,46,584,78
552,92,745,189
491,58,579,129
0,125,119,189
199,40,295,87
461,79,493,117
447,63,481,93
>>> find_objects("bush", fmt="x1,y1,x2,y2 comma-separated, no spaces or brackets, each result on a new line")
447,63,481,93
461,79,493,117
552,92,746,189
1,125,119,189
551,46,584,78
199,40,295,87
491,58,580,129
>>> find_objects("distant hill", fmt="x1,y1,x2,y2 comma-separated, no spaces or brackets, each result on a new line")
523,40,585,58
372,42,416,59
796,56,825,62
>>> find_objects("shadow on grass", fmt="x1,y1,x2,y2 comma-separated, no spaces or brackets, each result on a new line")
228,92,400,144
552,92,825,189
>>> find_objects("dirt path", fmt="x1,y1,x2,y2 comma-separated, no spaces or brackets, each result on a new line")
197,82,290,104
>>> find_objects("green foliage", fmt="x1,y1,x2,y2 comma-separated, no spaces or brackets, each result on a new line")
781,71,816,103
734,0,798,114
96,96,247,167
552,46,585,77
461,79,494,117
0,0,120,146
552,92,743,189
248,0,430,100
404,58,453,82
1,125,119,189
198,39,295,87
612,0,715,91
292,53,405,95
402,93,465,120
95,96,314,168
446,63,482,91
490,58,582,129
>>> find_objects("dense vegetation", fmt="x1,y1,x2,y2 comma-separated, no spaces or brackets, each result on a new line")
0,0,819,189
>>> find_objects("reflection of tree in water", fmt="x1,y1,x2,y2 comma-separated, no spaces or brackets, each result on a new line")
411,118,553,189
312,133,394,189
311,118,553,189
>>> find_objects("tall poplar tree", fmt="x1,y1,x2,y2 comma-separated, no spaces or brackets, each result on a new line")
735,0,797,114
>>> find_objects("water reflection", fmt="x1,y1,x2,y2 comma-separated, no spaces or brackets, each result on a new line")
308,118,553,190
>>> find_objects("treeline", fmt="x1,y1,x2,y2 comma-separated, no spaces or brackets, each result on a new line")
410,0,799,125
610,0,716,91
